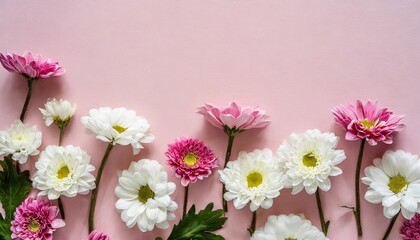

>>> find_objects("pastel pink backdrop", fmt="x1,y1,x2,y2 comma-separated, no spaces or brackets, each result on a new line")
1,1,420,239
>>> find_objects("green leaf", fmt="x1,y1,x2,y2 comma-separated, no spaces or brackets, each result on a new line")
168,203,227,240
0,155,32,240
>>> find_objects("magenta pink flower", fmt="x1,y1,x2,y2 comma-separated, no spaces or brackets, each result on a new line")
0,52,64,79
166,137,218,186
197,102,270,135
401,213,420,240
11,197,65,240
88,230,110,240
332,100,404,145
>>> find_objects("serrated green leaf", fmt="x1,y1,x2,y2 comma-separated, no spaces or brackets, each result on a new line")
168,203,227,240
0,155,31,240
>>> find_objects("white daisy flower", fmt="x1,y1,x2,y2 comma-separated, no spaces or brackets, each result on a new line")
32,145,96,200
0,120,42,164
362,150,420,219
277,129,346,195
218,148,283,211
81,107,154,155
39,98,76,128
251,214,328,240
115,159,178,232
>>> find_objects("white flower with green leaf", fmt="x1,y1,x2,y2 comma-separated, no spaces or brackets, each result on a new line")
39,98,76,129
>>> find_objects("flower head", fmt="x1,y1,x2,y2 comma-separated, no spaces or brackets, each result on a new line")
0,120,42,164
277,129,346,195
165,137,218,186
197,102,270,135
332,100,404,145
0,52,64,79
218,149,283,211
11,197,65,240
81,107,154,154
32,145,96,200
39,98,76,129
115,159,178,232
362,150,420,219
251,214,327,240
88,230,110,240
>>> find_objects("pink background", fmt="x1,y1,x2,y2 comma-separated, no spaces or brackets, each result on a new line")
1,1,420,239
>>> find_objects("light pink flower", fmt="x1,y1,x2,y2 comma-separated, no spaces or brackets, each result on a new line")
401,213,420,240
88,230,110,240
11,197,65,240
332,100,404,145
165,137,218,186
197,102,270,135
0,52,64,79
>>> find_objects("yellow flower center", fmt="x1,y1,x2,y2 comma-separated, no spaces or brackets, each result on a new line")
388,174,407,193
112,125,127,134
28,219,41,232
56,165,70,179
286,238,297,240
183,153,198,166
360,119,375,130
247,172,263,188
138,185,155,203
302,152,318,167
13,134,24,142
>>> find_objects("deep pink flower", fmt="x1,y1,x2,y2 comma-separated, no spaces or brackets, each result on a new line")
332,100,404,145
197,102,270,135
11,197,65,240
0,52,64,79
88,230,110,240
401,213,420,240
165,137,218,186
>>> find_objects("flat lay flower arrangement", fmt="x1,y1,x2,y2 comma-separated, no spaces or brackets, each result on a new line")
0,51,418,240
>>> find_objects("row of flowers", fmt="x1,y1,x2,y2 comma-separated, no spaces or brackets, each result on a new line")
0,51,418,240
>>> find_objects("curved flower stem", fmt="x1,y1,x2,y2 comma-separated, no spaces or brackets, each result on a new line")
183,185,189,217
354,138,366,236
57,197,65,220
247,210,257,236
88,143,114,233
20,78,36,122
222,134,235,213
316,189,329,235
382,212,399,240
59,128,65,146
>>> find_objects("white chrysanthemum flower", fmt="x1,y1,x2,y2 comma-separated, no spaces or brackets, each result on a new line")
277,129,346,195
362,150,420,219
0,120,42,164
32,145,96,200
115,159,178,232
251,214,328,240
39,98,76,128
218,149,283,211
81,107,154,155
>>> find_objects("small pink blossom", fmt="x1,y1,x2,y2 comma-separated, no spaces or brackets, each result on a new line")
165,137,218,186
11,197,65,240
401,213,420,240
332,100,404,145
88,230,110,240
0,52,64,79
197,102,270,135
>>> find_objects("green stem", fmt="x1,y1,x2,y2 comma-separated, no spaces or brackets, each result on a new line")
354,138,366,236
316,189,329,235
59,128,65,146
57,197,65,220
88,143,114,233
247,210,257,236
19,78,36,122
382,212,399,240
183,185,189,218
222,134,235,213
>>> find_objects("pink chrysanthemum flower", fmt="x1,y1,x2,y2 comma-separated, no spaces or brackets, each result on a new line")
165,137,218,186
0,52,65,79
401,213,420,240
11,197,65,240
88,230,110,240
332,100,404,145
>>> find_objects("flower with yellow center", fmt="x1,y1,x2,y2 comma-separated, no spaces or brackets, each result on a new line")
39,98,76,129
362,150,420,219
218,149,283,211
32,145,96,200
